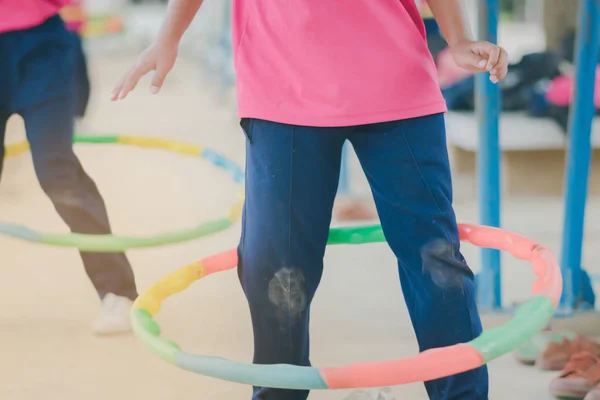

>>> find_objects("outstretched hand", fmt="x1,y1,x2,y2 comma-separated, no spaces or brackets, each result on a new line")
111,39,179,101
450,40,509,83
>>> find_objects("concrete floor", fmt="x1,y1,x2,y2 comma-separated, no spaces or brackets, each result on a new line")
1,7,599,400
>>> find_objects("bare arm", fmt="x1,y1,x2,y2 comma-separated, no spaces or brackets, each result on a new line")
425,0,472,47
157,0,205,44
112,0,205,100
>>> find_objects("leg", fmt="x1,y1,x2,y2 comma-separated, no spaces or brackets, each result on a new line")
0,31,9,177
12,16,137,302
238,118,345,400
71,32,91,118
349,114,488,400
21,96,137,301
0,110,7,179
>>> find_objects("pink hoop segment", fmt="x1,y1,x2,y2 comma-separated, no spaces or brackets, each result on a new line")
458,224,561,307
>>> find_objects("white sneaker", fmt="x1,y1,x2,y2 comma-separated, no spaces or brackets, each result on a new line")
92,293,133,335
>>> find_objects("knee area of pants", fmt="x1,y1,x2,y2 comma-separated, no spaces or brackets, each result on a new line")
267,267,308,323
42,186,83,207
421,239,472,290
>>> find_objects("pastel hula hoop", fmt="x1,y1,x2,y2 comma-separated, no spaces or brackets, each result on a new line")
1,135,244,252
82,15,126,38
132,224,562,389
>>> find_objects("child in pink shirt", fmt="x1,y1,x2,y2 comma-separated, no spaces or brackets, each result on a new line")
115,1,508,399
0,1,136,335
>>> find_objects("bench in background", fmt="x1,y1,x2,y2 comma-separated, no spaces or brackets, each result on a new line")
446,111,600,196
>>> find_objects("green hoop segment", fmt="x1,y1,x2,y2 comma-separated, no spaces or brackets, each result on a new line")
0,135,244,252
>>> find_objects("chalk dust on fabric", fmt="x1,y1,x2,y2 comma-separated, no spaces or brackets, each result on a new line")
267,267,307,324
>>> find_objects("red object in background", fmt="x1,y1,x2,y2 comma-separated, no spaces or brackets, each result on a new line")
335,202,377,222
437,48,474,88
546,66,600,108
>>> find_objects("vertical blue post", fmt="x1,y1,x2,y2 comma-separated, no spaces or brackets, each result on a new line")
559,0,600,313
475,0,502,310
338,143,350,194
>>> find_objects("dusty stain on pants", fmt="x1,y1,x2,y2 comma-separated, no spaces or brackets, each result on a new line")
267,267,307,324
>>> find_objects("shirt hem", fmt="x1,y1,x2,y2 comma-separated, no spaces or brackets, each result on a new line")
238,101,448,127
0,11,60,34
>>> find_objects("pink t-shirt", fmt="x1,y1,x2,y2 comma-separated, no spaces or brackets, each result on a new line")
0,0,68,34
232,0,447,127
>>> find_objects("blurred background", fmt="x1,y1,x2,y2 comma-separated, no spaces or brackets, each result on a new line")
2,0,600,399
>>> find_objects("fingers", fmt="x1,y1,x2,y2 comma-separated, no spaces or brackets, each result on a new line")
470,41,500,70
484,43,501,71
471,41,509,83
111,74,128,101
150,63,172,95
111,59,173,100
456,50,487,72
111,58,154,101
458,41,498,72
490,47,508,83
120,62,152,100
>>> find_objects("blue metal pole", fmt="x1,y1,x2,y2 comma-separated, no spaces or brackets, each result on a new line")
559,0,600,313
475,0,502,310
338,143,350,194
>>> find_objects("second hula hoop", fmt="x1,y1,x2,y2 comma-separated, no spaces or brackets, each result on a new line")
131,224,562,390
1,135,244,252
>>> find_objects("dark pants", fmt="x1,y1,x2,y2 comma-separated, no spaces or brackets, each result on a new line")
0,15,137,301
72,31,91,118
238,114,488,400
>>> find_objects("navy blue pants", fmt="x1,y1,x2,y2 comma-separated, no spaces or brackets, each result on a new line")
238,115,488,400
0,16,137,301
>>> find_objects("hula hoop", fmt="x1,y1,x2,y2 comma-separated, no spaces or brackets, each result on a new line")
1,135,244,252
82,15,126,38
131,224,561,390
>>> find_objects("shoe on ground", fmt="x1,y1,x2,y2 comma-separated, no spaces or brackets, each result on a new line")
514,329,576,366
549,351,600,399
92,293,133,335
538,335,600,371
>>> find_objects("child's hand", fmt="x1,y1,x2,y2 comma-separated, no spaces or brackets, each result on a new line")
450,40,508,83
111,39,178,101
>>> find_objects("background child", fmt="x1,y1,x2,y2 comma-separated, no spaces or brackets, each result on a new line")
0,0,137,335
114,0,508,398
